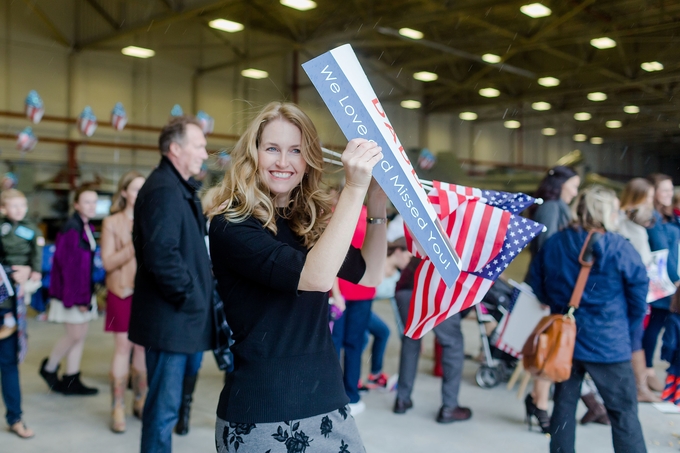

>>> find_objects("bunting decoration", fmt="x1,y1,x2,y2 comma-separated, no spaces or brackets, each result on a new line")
111,102,128,131
77,106,98,137
25,90,45,124
170,104,184,117
417,148,436,170
16,127,38,152
196,110,215,135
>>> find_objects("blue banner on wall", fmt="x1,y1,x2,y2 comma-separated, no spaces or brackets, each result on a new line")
302,44,461,286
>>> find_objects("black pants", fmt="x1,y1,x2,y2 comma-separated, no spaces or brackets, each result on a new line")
550,360,646,453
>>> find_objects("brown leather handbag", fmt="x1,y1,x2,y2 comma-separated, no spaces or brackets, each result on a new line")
522,230,602,383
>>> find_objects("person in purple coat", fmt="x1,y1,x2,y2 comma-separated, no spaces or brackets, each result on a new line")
38,186,99,396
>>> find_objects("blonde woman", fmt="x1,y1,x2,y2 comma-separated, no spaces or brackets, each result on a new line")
101,171,147,433
529,186,648,453
208,102,386,452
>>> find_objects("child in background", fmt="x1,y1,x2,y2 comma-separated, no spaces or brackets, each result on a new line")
662,294,680,404
0,190,43,339
0,189,44,439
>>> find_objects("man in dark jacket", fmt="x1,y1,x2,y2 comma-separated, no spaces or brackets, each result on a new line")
128,116,213,453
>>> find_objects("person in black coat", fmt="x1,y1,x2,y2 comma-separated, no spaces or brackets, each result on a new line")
128,116,213,453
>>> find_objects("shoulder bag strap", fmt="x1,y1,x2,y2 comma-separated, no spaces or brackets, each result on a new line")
568,229,604,309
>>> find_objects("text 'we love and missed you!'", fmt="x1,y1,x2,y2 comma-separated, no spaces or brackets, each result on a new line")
302,44,461,286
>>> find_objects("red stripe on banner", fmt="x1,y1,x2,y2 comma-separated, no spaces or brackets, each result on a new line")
430,274,478,328
491,211,511,259
465,186,473,196
406,261,436,337
437,190,450,220
454,200,477,257
413,273,465,339
467,204,493,271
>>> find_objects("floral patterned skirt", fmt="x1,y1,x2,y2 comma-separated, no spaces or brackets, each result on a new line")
215,405,365,453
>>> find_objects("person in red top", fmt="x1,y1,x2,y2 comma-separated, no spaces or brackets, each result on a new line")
332,205,377,414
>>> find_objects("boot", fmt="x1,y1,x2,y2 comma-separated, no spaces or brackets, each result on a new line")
39,358,61,392
174,374,198,435
632,350,660,402
647,368,665,392
57,372,99,396
580,392,610,425
110,374,127,433
131,368,148,419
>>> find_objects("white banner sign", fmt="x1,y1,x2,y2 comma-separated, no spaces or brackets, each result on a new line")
302,44,461,286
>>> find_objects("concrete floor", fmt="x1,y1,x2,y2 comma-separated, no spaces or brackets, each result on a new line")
3,248,680,453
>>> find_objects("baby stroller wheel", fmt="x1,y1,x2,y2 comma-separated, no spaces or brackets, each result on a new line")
476,365,499,389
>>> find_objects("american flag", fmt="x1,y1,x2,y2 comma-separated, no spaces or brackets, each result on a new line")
77,106,98,137
404,181,544,339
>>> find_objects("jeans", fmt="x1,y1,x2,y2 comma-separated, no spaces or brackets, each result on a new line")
184,351,203,378
362,312,390,374
550,360,647,453
142,349,199,453
0,333,21,425
643,307,669,367
331,299,373,403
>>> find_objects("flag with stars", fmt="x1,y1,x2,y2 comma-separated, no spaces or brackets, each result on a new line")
404,181,544,339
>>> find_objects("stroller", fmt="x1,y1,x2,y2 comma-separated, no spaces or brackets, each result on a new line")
473,279,519,388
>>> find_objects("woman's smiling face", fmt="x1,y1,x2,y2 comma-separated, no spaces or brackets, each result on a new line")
257,118,308,207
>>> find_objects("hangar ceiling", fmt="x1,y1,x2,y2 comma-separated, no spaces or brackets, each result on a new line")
18,0,680,148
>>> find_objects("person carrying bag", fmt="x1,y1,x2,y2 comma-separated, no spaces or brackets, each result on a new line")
522,229,601,383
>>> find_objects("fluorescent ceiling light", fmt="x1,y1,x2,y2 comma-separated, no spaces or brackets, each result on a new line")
542,127,556,136
401,100,421,109
624,105,640,114
241,68,269,79
209,19,244,33
532,101,551,111
574,112,592,121
606,120,622,128
413,71,438,82
587,92,607,101
482,53,501,64
121,46,155,58
641,61,664,72
479,87,500,98
398,28,423,40
590,37,617,49
590,137,604,144
520,3,552,18
538,77,560,87
459,112,478,121
280,0,317,11
573,134,587,142
504,120,521,129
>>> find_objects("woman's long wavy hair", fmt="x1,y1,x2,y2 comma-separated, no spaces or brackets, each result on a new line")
209,102,332,248
110,170,145,214
620,178,654,227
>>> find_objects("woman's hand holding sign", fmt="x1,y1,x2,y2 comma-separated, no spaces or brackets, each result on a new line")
341,138,383,191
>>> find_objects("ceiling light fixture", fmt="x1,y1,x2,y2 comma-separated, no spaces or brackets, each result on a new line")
482,53,502,64
401,100,421,109
537,77,560,87
573,134,587,142
542,127,556,136
590,137,603,144
520,3,552,18
459,112,478,121
413,71,438,82
532,101,551,111
504,120,521,129
398,28,424,40
587,92,607,101
606,120,622,128
121,46,155,58
641,61,664,72
241,68,269,79
280,0,317,11
590,37,617,49
479,87,500,98
208,19,244,32
574,112,592,121
624,105,640,114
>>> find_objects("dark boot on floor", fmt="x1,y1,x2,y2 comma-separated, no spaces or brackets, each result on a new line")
39,358,61,392
57,372,99,396
175,374,198,435
580,392,610,425
393,398,413,414
436,406,472,423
